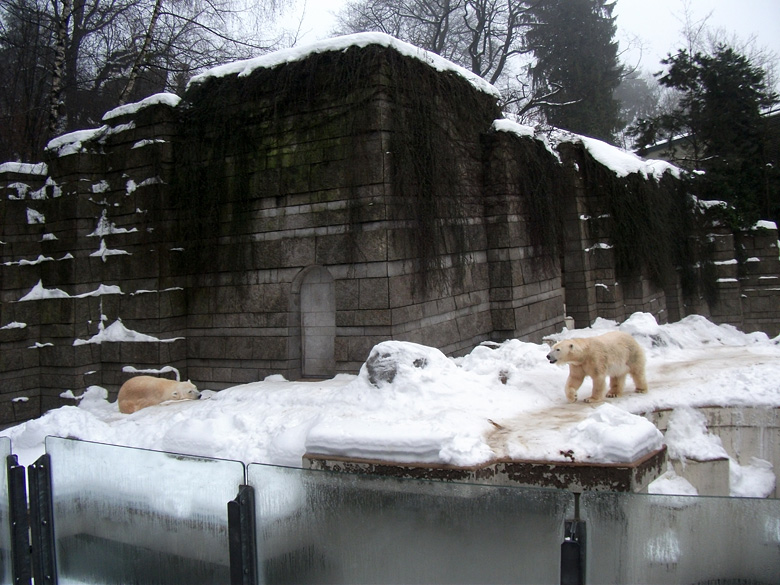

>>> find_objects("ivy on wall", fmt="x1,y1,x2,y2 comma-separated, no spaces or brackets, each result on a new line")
171,45,501,293
577,148,713,301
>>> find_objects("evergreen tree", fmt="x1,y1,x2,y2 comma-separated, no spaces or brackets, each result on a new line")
526,0,623,143
632,45,779,226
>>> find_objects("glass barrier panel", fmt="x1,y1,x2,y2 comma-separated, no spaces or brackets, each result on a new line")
45,436,245,585
248,463,574,584
0,438,11,585
581,490,780,584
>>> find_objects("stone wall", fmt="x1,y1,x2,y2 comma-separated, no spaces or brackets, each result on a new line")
1,40,779,427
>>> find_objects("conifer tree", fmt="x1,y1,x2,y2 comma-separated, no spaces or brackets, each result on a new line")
632,45,779,226
526,0,623,143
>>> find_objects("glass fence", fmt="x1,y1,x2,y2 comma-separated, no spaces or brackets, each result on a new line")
0,437,777,585
581,490,780,584
45,436,245,585
248,463,574,584
0,438,12,585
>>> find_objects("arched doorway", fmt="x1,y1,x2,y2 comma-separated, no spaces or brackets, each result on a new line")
298,266,336,378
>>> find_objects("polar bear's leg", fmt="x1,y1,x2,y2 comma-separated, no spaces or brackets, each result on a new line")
607,374,626,398
630,367,648,394
564,365,585,403
585,375,607,403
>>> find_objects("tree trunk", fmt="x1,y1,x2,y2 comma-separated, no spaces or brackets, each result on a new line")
118,0,164,105
48,0,72,138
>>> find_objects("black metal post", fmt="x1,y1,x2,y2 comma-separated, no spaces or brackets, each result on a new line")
27,454,57,585
6,455,31,585
560,517,585,585
228,484,257,585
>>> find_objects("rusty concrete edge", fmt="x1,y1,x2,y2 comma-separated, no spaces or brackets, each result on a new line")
301,446,668,492
303,446,666,472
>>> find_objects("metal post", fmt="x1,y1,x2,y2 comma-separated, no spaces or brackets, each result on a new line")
228,484,257,585
6,455,31,585
560,518,585,585
27,454,57,585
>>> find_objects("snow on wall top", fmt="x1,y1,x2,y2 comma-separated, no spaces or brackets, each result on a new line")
753,219,778,231
0,162,48,175
493,118,681,182
187,32,502,100
102,92,181,122
45,128,104,157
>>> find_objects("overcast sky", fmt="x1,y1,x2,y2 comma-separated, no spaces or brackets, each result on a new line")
283,0,780,74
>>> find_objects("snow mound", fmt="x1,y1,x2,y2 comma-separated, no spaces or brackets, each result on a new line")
568,404,663,463
730,458,776,498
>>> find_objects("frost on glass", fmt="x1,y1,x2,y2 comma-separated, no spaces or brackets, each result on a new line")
248,464,574,584
0,438,12,585
45,436,245,585
581,490,780,584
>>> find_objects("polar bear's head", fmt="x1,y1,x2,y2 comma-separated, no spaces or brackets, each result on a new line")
546,339,581,365
168,380,201,401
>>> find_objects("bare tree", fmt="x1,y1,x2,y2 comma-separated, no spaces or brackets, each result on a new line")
1,0,293,159
336,0,541,85
0,0,55,160
336,0,585,120
117,0,162,105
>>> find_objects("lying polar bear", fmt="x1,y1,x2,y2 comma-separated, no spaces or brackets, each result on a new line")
546,331,647,403
118,375,201,414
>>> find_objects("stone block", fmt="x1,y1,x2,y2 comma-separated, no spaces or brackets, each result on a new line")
359,278,389,309
282,238,316,267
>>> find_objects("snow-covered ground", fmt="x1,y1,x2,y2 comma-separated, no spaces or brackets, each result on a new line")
1,312,777,498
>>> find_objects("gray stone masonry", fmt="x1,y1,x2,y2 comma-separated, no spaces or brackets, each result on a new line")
1,42,779,426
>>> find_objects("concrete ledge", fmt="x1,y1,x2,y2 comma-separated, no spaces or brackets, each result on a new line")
303,447,667,493
671,457,731,497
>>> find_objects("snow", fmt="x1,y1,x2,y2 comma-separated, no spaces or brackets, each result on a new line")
102,92,181,122
493,118,680,181
648,468,698,496
568,403,663,463
188,32,501,99
72,317,183,346
577,134,680,180
664,406,729,461
26,208,45,224
45,128,103,157
1,313,777,499
90,239,131,262
0,162,47,175
18,280,69,301
731,457,776,498
88,209,138,237
17,281,122,301
3,255,54,266
74,284,123,298
753,220,778,231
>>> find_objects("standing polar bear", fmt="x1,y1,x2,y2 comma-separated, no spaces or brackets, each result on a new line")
118,375,201,414
546,331,647,403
